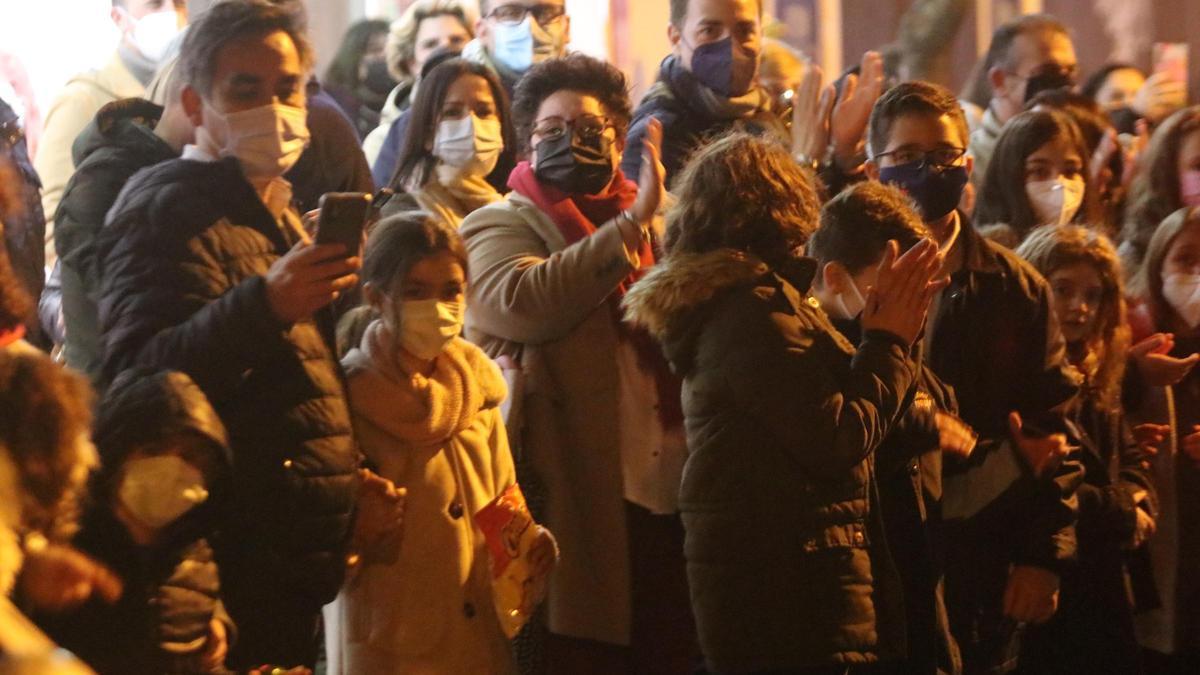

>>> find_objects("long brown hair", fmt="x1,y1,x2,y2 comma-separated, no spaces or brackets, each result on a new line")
1122,106,1200,267
1016,225,1129,412
1135,206,1200,333
976,109,1099,242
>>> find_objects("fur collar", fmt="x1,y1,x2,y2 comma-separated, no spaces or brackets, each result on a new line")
623,249,771,340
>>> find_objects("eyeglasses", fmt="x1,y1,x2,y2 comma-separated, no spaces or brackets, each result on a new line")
874,147,967,169
533,114,612,142
489,3,567,26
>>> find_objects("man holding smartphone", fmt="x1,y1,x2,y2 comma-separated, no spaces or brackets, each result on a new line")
95,1,385,669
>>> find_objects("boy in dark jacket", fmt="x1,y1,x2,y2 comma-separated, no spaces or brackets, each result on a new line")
39,370,234,674
809,181,971,675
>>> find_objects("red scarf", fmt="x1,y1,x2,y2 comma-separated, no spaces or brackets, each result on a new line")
507,161,682,427
508,161,652,296
0,325,25,350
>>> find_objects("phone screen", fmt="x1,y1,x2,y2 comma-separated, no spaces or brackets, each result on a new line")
1153,42,1189,98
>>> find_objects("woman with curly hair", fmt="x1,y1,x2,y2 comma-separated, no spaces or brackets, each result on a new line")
623,132,944,673
460,53,690,671
1015,225,1156,674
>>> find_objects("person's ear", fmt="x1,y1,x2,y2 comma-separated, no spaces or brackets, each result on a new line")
864,159,881,181
668,22,682,55
475,17,490,44
110,6,128,32
561,16,571,51
821,261,849,294
181,85,204,127
965,153,975,179
363,281,384,311
989,66,1009,97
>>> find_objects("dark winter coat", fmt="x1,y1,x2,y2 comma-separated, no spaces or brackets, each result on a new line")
621,56,787,188
38,371,233,674
96,157,360,667
623,249,916,673
933,221,1082,672
53,98,175,381
1019,393,1156,674
0,96,47,346
286,86,376,212
835,318,963,675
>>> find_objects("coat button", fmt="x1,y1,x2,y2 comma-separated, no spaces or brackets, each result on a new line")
909,461,920,477
854,531,865,546
463,602,476,619
282,459,293,469
449,502,464,519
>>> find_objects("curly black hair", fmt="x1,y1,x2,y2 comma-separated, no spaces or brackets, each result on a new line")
511,53,632,154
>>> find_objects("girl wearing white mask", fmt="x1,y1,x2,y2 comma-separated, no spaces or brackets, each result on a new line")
976,109,1096,247
325,213,557,675
385,58,515,229
1122,106,1200,273
1127,206,1200,668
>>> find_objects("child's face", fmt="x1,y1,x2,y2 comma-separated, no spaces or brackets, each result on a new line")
114,437,217,538
1048,262,1104,345
375,252,467,332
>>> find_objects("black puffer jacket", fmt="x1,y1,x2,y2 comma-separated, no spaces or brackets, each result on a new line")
54,98,176,381
38,370,232,674
624,250,916,673
0,96,47,346
96,157,360,665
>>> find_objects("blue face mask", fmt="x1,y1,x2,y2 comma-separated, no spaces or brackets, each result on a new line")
878,162,969,222
689,36,758,98
490,16,561,75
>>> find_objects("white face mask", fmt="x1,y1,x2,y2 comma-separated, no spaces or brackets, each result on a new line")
833,277,867,321
125,8,182,64
490,16,563,74
398,299,465,360
432,114,503,182
117,455,209,532
1163,272,1200,329
1026,176,1085,226
197,101,310,180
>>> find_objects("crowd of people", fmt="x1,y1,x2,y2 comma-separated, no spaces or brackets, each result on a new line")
1,0,1199,674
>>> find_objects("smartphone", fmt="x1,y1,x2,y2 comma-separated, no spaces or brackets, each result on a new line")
1153,42,1189,98
315,192,372,257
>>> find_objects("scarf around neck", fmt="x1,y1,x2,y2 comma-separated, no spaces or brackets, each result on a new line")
659,54,771,122
343,320,507,448
507,160,650,295
413,168,502,229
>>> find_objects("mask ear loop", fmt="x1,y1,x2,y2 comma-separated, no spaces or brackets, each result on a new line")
834,276,867,320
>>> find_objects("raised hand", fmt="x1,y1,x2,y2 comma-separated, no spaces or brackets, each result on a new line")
629,117,666,226
1130,333,1200,386
265,241,361,324
1004,565,1060,624
790,64,835,163
830,51,885,169
861,239,947,348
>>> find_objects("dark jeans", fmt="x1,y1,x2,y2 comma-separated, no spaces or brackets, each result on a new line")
544,501,698,675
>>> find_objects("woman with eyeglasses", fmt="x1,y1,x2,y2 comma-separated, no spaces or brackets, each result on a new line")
381,57,516,228
460,54,696,672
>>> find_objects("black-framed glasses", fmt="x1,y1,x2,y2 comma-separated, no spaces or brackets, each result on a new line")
489,3,567,26
533,114,612,141
874,147,967,169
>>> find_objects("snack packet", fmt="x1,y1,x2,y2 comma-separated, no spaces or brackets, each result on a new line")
475,483,547,638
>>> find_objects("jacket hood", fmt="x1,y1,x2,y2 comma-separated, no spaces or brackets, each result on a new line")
71,98,169,167
92,370,231,482
624,249,806,375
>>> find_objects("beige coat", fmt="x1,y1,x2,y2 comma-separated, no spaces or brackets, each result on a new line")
460,193,647,645
325,323,517,675
35,51,144,267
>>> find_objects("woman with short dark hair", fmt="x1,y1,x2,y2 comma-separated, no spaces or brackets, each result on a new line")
459,53,692,671
623,132,945,673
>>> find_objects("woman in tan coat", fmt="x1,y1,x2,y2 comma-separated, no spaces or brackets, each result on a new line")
459,54,689,671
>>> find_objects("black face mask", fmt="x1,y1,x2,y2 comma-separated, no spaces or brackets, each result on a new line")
1108,106,1141,136
1023,68,1077,103
363,59,397,97
534,130,615,195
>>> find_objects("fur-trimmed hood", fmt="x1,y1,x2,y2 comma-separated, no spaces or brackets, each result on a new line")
623,249,817,375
